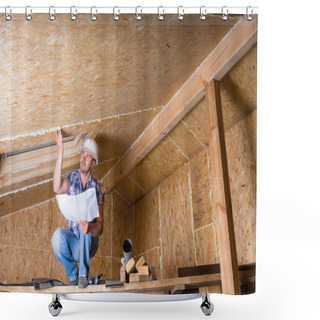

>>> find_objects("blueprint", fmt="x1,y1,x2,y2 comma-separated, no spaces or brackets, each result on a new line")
56,187,99,222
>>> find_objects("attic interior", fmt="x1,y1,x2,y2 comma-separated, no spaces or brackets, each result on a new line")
0,14,257,294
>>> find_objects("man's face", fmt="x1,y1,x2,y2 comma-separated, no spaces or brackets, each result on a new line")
80,149,95,174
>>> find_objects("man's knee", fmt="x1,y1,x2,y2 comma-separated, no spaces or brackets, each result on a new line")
51,227,66,255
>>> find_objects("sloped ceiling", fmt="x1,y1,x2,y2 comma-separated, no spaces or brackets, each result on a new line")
0,14,257,217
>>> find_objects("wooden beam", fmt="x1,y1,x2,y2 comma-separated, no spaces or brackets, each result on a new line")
170,285,185,294
206,79,240,295
178,262,255,278
0,273,221,294
101,17,257,193
0,270,251,294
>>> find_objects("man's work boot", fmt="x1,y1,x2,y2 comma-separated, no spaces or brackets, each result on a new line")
78,277,88,288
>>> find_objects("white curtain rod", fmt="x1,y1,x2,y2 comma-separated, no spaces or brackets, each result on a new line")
0,6,258,16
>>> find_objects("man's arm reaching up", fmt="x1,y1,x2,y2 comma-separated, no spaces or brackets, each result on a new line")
53,129,69,194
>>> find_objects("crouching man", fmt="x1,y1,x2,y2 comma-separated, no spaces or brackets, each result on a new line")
51,130,103,288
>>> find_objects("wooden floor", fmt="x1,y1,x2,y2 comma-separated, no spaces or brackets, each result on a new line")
0,270,255,295
0,273,222,294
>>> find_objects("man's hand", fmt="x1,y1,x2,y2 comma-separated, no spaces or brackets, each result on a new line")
79,220,90,235
56,129,63,153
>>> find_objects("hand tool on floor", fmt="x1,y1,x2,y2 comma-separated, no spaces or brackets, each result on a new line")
88,273,103,285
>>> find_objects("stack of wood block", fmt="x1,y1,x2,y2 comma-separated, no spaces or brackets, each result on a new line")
120,256,154,283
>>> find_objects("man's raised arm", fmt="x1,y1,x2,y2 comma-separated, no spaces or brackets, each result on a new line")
53,129,69,194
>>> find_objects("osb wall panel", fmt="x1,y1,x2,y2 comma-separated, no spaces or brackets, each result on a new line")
220,45,257,131
111,257,123,281
168,122,204,160
195,225,221,294
111,192,134,280
0,190,130,283
189,149,215,230
0,14,238,153
159,163,196,279
181,44,257,148
116,45,257,206
112,192,132,259
129,136,187,193
129,109,256,286
89,255,113,280
195,226,219,266
130,150,220,283
131,188,160,255
0,246,52,284
0,199,66,283
225,110,256,265
95,193,112,258
114,175,147,206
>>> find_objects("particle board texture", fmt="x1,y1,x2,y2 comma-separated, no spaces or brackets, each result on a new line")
0,191,130,284
114,174,147,206
0,14,238,153
131,187,160,254
128,136,188,197
0,18,256,293
181,44,257,148
106,44,257,206
111,192,133,259
128,110,256,294
226,110,256,265
159,163,197,279
189,149,214,230
129,151,221,280
0,19,256,219
0,111,256,290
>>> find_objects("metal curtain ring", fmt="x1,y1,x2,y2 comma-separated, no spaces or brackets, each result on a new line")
70,6,77,21
246,6,253,21
113,6,120,21
177,6,184,21
135,6,142,21
200,6,206,20
90,6,97,21
157,6,164,21
5,6,12,21
49,6,56,21
25,6,32,21
221,6,228,21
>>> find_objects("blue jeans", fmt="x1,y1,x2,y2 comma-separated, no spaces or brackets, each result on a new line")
51,228,99,283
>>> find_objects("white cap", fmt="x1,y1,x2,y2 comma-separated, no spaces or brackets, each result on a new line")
80,138,98,164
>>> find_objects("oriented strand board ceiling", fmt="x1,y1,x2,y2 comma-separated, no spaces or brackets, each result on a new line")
0,14,258,217
0,14,238,152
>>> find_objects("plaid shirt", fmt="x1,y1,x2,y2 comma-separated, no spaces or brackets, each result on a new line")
65,169,103,237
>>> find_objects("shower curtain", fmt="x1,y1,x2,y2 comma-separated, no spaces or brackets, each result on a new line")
0,9,257,297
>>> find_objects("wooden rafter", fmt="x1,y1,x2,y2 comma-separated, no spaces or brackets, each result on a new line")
101,17,257,194
206,79,240,295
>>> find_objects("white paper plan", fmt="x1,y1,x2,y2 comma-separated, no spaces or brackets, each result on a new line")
56,188,99,222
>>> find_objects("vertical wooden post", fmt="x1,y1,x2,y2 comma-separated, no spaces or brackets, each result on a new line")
206,79,240,295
